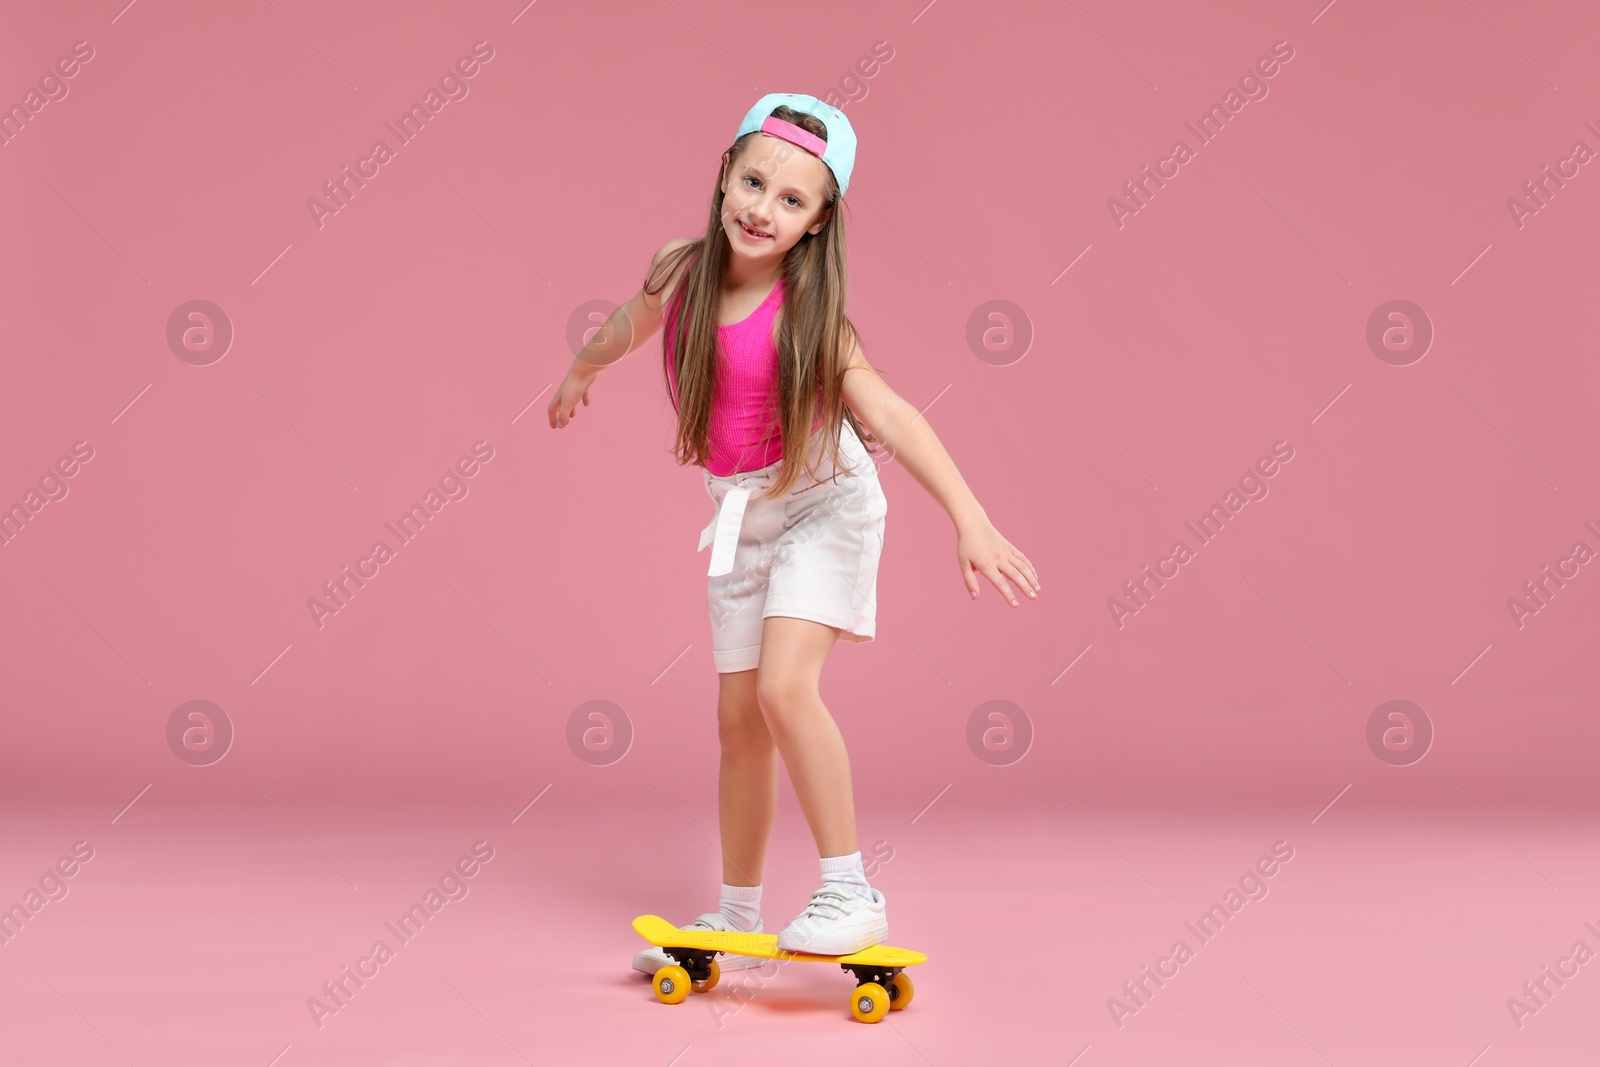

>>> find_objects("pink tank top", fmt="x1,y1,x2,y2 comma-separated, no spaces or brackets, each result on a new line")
664,275,788,476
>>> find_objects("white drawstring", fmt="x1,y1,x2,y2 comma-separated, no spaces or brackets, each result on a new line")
698,470,774,576
700,487,750,576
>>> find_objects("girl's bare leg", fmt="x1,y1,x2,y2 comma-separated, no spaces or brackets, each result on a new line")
716,667,779,886
753,616,858,858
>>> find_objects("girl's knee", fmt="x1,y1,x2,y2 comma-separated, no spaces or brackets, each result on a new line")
718,688,770,749
754,672,816,726
719,712,772,751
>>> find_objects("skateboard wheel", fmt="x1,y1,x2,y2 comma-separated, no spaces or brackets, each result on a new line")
888,972,914,1010
849,982,890,1023
692,958,721,992
653,965,691,1004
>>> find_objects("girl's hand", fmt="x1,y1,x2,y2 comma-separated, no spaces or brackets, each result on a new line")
956,519,1041,606
548,366,596,429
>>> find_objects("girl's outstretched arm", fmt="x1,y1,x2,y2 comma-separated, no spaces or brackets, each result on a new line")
840,335,1042,607
548,238,694,429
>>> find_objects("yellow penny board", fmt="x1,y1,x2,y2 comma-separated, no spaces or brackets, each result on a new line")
632,914,927,967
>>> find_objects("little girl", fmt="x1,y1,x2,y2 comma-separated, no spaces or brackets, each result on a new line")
548,93,1040,971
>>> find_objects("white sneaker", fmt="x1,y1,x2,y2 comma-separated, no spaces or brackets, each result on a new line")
775,885,888,955
631,912,769,974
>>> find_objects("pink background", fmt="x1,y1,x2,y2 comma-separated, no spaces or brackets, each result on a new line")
3,1,1598,1064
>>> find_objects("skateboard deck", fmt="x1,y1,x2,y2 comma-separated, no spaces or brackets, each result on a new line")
632,914,926,1023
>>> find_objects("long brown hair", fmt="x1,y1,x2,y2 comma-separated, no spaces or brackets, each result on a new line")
645,104,881,498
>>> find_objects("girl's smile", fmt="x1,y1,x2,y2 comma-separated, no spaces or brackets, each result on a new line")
736,218,773,241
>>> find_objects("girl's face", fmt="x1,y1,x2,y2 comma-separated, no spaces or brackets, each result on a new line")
719,134,833,262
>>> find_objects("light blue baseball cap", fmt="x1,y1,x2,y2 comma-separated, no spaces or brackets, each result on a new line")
735,92,858,197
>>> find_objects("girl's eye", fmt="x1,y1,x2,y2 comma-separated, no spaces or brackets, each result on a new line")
743,175,801,209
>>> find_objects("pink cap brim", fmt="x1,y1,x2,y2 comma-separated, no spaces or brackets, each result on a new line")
759,116,828,159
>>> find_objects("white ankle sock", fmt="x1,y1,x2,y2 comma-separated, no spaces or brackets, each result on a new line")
719,882,762,931
819,851,873,899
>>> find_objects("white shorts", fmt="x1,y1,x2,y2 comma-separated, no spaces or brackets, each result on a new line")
698,420,889,673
